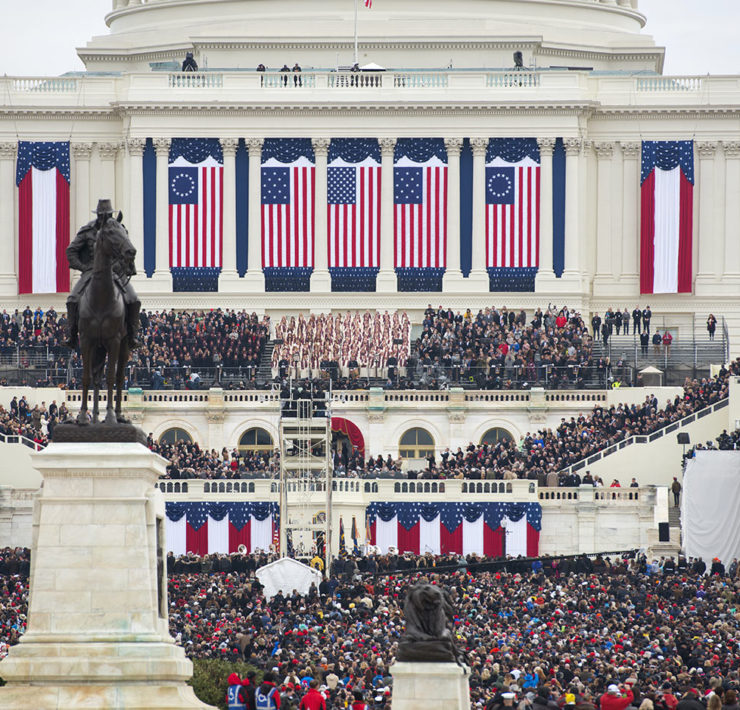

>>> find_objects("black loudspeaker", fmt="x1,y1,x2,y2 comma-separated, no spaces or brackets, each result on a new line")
658,522,670,542
677,432,690,444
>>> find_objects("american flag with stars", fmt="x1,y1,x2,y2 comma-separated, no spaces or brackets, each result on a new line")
168,139,223,269
261,139,315,268
328,139,381,268
394,140,447,268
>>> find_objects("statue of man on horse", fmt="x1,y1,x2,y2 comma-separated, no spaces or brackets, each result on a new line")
65,199,141,426
66,199,141,351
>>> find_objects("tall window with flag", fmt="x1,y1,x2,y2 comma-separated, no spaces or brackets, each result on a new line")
485,138,540,292
261,138,315,291
640,141,694,294
328,138,381,291
168,138,223,292
394,138,448,291
16,142,70,295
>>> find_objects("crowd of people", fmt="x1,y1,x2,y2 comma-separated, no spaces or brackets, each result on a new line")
0,395,68,448
3,548,740,710
272,311,410,377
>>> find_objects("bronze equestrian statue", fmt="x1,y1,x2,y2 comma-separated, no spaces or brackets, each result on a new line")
66,199,141,425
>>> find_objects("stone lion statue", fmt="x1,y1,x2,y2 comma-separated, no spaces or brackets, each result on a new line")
396,583,464,664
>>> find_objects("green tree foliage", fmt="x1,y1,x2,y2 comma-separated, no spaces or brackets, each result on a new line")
189,659,260,710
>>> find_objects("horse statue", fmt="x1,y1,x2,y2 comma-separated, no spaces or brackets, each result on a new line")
75,213,137,426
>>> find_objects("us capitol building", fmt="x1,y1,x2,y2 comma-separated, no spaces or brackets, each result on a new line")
0,0,737,346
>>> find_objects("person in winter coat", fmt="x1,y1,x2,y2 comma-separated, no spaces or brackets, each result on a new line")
676,690,704,710
227,672,250,710
599,685,634,710
298,680,326,710
351,690,368,710
255,672,281,710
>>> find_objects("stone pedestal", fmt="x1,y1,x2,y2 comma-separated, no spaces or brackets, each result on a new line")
391,662,470,710
0,442,213,709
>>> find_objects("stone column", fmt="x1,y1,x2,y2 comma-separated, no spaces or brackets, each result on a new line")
220,138,239,287
563,138,582,282
376,137,397,293
243,138,265,291
152,138,171,284
695,141,717,292
723,142,740,286
535,138,557,288
620,142,640,288
593,142,614,285
0,143,17,295
468,137,489,289
98,142,120,206
71,143,94,289
442,138,464,291
311,138,331,292
126,139,146,275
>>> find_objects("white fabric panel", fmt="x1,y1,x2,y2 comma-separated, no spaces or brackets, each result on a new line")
166,516,187,556
256,558,322,600
207,514,230,554
683,451,740,563
463,515,484,556
419,514,441,555
504,516,528,558
31,167,57,294
251,514,273,553
652,166,680,294
375,515,398,554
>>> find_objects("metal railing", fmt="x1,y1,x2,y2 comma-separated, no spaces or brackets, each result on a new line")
0,430,45,451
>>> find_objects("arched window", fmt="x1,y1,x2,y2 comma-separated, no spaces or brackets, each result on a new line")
238,427,274,453
399,428,435,459
159,427,192,445
480,427,514,446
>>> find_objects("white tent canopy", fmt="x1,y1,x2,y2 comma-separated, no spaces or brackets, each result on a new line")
255,557,322,599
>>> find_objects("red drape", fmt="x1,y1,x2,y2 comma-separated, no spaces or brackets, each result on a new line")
397,523,420,555
677,173,693,293
369,521,376,546
483,524,504,558
526,525,540,557
55,170,70,292
640,169,655,294
331,417,365,455
441,524,463,555
186,522,209,556
18,171,33,295
228,521,250,553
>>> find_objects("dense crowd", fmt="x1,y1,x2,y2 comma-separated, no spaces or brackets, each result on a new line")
272,311,410,374
413,304,606,389
3,549,740,709
0,395,68,447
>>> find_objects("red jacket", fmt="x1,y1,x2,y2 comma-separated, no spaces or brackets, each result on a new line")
298,689,326,710
600,690,634,710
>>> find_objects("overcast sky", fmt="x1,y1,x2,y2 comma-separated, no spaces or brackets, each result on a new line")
1,0,739,76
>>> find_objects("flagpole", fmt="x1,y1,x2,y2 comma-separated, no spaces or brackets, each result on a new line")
353,0,359,66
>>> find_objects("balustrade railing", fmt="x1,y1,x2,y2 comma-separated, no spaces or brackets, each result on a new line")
168,72,223,89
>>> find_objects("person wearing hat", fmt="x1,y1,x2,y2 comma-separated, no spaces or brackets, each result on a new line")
65,198,142,350
600,685,634,710
226,672,249,710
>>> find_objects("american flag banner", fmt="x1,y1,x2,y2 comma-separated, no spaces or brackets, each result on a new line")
168,138,223,269
486,138,540,269
366,501,541,557
165,502,279,556
394,138,448,269
261,138,315,268
640,141,694,294
16,142,70,295
328,139,381,268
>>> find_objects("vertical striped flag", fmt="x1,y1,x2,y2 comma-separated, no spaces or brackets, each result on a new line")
168,138,223,269
365,0,372,7
261,139,315,268
16,142,70,294
328,139,381,268
640,141,694,294
339,517,347,555
485,138,540,268
393,138,448,268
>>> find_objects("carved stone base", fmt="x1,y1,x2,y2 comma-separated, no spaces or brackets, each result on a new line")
391,662,470,710
53,422,147,445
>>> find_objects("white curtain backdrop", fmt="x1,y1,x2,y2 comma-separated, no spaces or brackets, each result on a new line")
166,516,186,556
652,166,680,294
251,514,273,553
207,515,229,554
463,515,484,556
420,514,441,555
504,516,527,557
375,515,398,554
683,451,740,563
32,167,57,294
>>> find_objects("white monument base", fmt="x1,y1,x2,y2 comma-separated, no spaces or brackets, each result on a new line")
391,662,471,710
0,441,213,709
